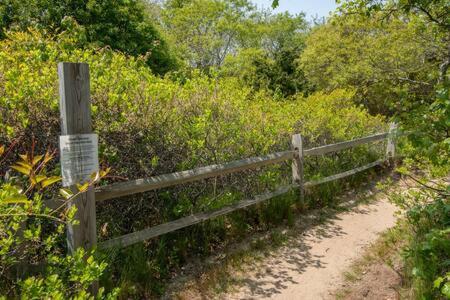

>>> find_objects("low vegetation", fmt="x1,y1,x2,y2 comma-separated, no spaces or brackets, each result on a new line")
0,0,448,298
392,170,449,298
0,147,118,298
0,26,388,297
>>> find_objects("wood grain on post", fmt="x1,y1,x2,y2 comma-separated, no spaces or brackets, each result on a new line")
386,122,398,165
58,62,97,253
292,134,304,203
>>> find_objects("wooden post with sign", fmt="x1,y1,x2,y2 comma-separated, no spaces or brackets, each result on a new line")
57,62,97,254
292,134,304,205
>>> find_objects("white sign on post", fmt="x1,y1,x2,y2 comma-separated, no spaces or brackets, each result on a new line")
59,134,99,187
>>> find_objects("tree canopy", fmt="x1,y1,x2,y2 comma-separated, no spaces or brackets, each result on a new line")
301,13,439,114
0,0,177,74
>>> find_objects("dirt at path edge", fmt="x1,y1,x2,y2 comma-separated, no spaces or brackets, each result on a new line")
227,199,398,300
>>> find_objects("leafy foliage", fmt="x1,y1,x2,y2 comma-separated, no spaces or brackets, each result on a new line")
0,148,117,298
163,0,310,96
163,0,256,71
0,28,387,296
390,173,449,299
0,0,176,74
221,12,310,96
333,0,449,164
301,12,441,115
1,0,448,297
337,0,450,30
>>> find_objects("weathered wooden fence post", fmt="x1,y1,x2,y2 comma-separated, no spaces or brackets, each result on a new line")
292,134,304,205
386,122,398,166
57,62,97,254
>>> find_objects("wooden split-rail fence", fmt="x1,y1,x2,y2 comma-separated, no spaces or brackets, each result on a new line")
56,62,398,255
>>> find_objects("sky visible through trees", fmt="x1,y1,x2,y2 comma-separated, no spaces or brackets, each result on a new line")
252,0,337,18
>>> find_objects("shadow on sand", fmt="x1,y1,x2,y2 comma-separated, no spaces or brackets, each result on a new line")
165,172,399,300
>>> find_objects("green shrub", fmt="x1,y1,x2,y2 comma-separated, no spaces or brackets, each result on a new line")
0,29,388,296
0,147,118,298
391,170,449,299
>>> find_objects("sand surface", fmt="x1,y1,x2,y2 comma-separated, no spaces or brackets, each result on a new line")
228,199,398,300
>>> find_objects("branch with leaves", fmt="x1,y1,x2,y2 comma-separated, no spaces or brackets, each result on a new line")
0,144,116,298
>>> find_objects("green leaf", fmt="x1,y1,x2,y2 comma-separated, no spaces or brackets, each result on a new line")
41,176,61,188
76,182,89,192
395,166,409,175
87,256,94,264
31,155,44,166
151,156,159,168
100,168,111,178
19,154,28,162
442,282,450,298
2,195,30,204
271,0,279,8
35,175,47,184
30,174,47,185
59,188,73,199
11,164,30,175
15,161,32,170
434,277,444,288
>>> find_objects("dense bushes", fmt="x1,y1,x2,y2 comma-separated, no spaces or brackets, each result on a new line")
323,2,449,299
0,29,388,296
0,0,176,74
0,147,118,298
0,0,447,297
391,172,449,299
0,28,386,170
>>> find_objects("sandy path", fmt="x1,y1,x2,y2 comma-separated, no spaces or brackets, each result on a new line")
228,199,398,300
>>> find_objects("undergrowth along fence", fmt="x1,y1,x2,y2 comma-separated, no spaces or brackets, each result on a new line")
56,62,398,253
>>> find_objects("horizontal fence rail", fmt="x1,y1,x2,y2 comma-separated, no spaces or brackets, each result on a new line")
99,185,297,249
97,130,395,249
96,132,388,202
304,133,388,156
303,159,385,187
96,150,294,202
99,157,389,249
